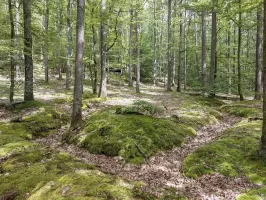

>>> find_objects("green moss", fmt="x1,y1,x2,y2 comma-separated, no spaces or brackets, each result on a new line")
183,120,266,184
0,108,69,141
9,100,45,112
220,101,262,118
237,187,266,200
70,108,195,164
0,147,155,200
122,100,164,116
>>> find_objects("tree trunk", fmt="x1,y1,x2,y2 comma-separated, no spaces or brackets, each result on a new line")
260,0,266,159
128,9,133,87
166,0,172,91
9,0,15,103
227,24,231,94
15,0,21,82
98,0,107,98
91,23,98,94
66,0,73,90
23,0,34,101
153,0,157,86
202,10,207,94
209,8,216,97
71,0,85,127
255,7,263,100
44,0,49,83
135,12,140,93
177,0,182,92
237,0,244,101
57,0,62,80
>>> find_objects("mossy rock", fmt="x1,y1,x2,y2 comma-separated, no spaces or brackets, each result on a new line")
183,120,266,185
71,108,196,164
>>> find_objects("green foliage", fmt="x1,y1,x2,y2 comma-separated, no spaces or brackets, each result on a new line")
183,120,266,184
237,187,266,200
72,108,196,164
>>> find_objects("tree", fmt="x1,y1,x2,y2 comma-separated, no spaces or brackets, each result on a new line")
209,6,216,97
71,0,85,127
99,0,107,98
44,0,49,83
255,6,263,100
237,0,244,101
66,0,73,90
23,0,34,101
135,11,141,93
201,10,206,94
8,0,15,103
128,9,133,87
166,0,172,91
260,0,266,159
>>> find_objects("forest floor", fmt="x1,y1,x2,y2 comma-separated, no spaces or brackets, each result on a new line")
0,75,266,199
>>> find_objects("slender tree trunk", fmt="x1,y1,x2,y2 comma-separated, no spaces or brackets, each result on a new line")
255,7,263,100
23,0,34,101
209,8,216,97
135,12,140,93
44,0,49,83
128,9,133,87
153,0,157,86
66,0,73,90
194,13,200,77
167,0,172,91
184,10,187,90
71,0,85,127
237,0,244,101
260,0,266,159
57,0,62,80
202,10,207,94
99,0,107,98
91,23,98,94
9,0,15,103
177,0,182,92
227,24,231,94
15,0,21,82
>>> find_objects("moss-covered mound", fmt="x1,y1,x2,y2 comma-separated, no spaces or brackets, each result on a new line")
70,108,196,164
0,147,154,200
219,100,262,118
183,120,266,183
237,187,266,200
0,108,69,158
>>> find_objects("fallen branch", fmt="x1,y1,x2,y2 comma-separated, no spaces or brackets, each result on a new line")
135,143,150,166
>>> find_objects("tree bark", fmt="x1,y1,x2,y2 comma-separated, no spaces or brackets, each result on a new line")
255,7,263,100
135,12,140,93
23,0,34,101
15,0,21,82
57,0,62,80
98,0,107,98
66,0,73,90
71,0,85,127
227,23,231,94
44,0,49,83
209,8,216,97
260,0,266,159
9,0,15,103
167,0,172,91
91,23,98,94
128,9,133,87
153,0,157,86
237,0,244,101
201,10,207,94
177,0,182,92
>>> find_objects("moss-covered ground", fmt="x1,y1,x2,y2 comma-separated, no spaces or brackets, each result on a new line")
183,100,266,199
